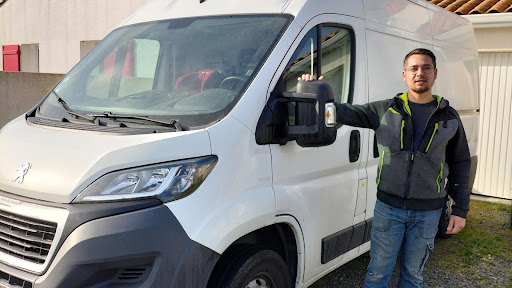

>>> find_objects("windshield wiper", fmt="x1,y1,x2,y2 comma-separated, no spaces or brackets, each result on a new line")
51,89,98,124
91,112,183,131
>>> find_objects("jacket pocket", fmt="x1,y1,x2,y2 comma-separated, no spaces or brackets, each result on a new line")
409,153,447,199
377,150,409,198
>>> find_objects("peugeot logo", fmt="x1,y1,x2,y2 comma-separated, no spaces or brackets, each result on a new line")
13,162,32,184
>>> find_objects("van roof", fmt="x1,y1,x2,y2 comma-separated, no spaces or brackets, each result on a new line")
121,0,297,26
120,0,475,52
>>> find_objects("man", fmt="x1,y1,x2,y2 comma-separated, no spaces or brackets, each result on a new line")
300,48,470,288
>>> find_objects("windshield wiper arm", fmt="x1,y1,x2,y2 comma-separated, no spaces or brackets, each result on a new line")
51,90,98,124
92,111,183,131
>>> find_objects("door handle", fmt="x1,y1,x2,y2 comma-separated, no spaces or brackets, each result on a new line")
349,130,360,162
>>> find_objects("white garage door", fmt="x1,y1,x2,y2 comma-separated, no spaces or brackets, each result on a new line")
474,52,512,200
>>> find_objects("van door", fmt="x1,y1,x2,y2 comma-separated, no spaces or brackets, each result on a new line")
269,15,369,282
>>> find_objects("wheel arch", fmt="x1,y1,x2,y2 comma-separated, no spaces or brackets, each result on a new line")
206,219,304,288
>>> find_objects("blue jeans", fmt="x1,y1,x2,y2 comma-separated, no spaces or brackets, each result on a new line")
364,200,442,288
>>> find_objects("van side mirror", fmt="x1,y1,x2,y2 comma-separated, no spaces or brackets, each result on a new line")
256,81,337,147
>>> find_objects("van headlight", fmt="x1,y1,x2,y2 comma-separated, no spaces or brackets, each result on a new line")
73,156,217,203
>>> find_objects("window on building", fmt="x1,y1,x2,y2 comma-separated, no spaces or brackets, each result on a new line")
80,41,100,59
20,44,39,72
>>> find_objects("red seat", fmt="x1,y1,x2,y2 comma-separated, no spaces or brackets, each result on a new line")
175,69,221,93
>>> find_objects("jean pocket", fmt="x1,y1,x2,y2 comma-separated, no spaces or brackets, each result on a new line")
373,201,393,232
419,210,442,239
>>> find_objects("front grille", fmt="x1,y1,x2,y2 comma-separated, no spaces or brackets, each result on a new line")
0,210,57,264
0,270,32,288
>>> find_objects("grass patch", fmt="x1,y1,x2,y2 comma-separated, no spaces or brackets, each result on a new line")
427,200,512,287
445,200,512,264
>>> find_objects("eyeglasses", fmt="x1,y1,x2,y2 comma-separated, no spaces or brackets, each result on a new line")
406,65,434,74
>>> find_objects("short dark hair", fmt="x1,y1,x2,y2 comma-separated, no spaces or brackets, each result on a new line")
403,48,436,69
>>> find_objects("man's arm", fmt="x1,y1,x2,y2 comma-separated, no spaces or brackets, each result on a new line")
445,109,471,234
298,74,387,130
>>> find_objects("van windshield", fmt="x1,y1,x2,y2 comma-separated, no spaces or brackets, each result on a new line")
38,15,291,129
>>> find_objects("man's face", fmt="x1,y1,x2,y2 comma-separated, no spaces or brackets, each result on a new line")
402,54,437,94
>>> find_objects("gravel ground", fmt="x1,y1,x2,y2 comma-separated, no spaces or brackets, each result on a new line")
309,252,512,288
309,200,512,288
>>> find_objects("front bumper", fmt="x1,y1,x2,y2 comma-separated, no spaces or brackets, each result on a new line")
0,193,219,288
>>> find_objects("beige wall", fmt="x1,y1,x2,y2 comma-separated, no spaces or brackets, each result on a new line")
0,0,149,73
0,72,63,127
474,27,512,51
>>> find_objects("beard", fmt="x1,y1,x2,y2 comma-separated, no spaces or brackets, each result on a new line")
411,86,431,94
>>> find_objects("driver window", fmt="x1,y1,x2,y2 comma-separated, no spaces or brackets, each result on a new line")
283,27,318,92
282,25,353,104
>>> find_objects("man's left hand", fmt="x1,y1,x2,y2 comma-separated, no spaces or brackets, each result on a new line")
446,215,466,235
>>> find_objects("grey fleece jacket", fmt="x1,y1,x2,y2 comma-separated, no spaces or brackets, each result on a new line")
335,92,471,218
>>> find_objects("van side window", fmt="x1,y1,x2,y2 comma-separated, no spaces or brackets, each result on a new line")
283,27,319,92
321,26,352,103
282,25,353,104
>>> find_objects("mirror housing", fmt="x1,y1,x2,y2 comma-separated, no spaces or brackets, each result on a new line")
256,81,337,147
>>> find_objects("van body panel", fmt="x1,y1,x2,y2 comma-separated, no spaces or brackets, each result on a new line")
363,0,432,39
459,114,479,156
167,116,275,254
0,117,211,203
432,46,479,110
427,3,478,53
283,0,365,23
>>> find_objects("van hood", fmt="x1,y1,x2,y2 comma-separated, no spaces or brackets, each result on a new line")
0,117,212,203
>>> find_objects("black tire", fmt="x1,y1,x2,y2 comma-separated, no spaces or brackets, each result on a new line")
437,196,453,239
218,248,291,288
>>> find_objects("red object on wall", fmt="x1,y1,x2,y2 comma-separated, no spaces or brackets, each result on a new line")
103,41,134,77
2,45,20,71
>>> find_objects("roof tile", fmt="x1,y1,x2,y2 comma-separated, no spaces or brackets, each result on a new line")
438,0,457,8
454,0,482,14
427,0,512,14
446,0,472,11
488,0,512,12
470,0,500,14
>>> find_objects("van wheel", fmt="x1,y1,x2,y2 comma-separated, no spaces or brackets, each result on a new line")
437,196,453,239
219,248,291,288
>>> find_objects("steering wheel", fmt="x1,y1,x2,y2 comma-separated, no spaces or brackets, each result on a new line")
220,76,246,91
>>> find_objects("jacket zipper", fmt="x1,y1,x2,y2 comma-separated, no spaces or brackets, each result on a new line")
425,123,438,153
397,97,442,200
400,120,405,150
404,117,414,201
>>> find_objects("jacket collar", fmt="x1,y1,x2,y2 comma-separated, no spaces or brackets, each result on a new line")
395,92,448,115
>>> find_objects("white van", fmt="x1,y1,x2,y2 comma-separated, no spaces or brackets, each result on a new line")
0,0,479,287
